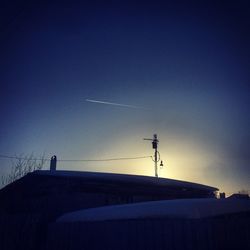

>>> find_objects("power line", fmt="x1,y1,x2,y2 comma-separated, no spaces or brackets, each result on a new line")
0,154,152,162
57,156,151,162
0,154,49,161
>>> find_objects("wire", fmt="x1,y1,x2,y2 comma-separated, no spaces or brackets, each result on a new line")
57,156,151,162
157,151,161,162
0,154,49,161
0,154,152,162
151,151,161,162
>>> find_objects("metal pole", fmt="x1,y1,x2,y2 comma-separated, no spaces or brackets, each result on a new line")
144,134,159,178
154,148,158,177
153,134,158,178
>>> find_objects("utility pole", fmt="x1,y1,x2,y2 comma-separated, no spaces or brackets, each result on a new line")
144,134,162,177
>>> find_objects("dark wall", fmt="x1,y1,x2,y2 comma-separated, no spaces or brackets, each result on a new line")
46,213,250,250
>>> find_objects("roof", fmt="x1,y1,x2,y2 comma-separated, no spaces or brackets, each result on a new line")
57,198,250,222
0,170,218,215
33,170,218,192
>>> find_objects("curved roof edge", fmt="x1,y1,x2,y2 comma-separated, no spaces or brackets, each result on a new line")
32,170,218,192
57,198,250,222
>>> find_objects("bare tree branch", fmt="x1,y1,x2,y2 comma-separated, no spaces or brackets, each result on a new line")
1,153,46,187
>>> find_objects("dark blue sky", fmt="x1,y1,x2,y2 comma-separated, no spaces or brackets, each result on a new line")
0,0,249,194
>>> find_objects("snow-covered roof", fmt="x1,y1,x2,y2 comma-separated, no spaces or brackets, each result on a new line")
34,170,218,192
57,198,250,222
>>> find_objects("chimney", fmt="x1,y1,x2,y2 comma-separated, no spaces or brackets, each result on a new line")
50,155,57,171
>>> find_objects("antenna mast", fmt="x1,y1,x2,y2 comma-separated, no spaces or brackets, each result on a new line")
144,134,163,177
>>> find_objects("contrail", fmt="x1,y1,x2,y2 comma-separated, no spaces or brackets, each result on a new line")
85,99,146,109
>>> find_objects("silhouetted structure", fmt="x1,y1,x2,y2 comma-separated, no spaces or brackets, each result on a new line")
50,155,57,171
144,134,161,177
0,170,249,250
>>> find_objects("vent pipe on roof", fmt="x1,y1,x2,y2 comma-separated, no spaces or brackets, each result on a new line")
50,155,57,171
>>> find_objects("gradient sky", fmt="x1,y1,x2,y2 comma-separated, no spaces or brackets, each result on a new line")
0,0,249,195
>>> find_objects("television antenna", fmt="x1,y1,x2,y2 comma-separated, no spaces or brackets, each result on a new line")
143,134,163,177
